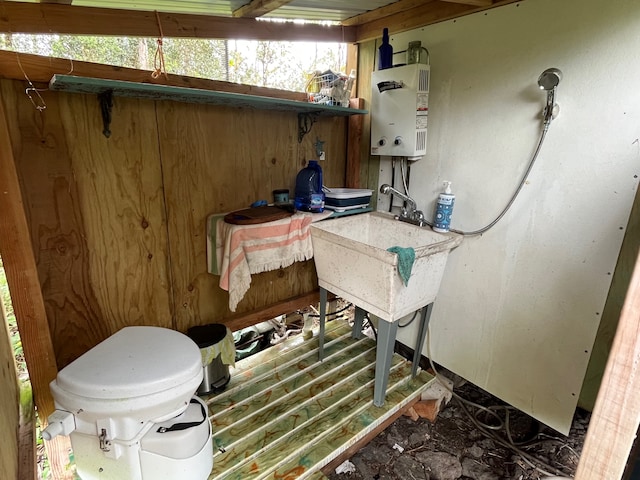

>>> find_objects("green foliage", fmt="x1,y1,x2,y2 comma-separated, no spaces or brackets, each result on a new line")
161,38,228,79
0,256,13,319
0,257,27,379
51,36,142,69
19,379,34,421
1,33,346,92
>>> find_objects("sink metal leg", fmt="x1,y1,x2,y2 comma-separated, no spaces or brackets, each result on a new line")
412,302,434,377
319,287,327,361
352,306,366,339
374,319,399,407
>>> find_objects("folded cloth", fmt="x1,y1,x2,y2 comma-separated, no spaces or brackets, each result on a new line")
216,212,319,311
387,246,416,286
199,326,236,368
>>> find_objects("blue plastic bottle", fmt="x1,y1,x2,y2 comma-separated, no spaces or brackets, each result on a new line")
433,181,455,233
294,160,324,212
378,28,393,70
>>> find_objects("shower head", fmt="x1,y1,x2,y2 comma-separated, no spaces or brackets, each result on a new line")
538,68,562,91
538,68,562,128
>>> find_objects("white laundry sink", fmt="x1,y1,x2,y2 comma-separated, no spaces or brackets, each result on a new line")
310,211,462,321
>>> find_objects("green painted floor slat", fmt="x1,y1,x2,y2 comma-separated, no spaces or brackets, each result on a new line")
202,320,434,480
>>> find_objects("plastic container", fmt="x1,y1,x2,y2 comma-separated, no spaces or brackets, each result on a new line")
433,181,455,233
294,160,324,212
272,189,289,203
324,188,373,208
378,28,393,70
407,40,429,65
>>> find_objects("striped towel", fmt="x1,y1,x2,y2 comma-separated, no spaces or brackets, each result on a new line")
216,212,329,311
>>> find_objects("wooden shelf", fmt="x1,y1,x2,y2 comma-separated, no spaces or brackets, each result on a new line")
49,75,368,117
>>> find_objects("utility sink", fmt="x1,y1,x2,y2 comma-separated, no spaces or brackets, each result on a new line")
310,212,463,322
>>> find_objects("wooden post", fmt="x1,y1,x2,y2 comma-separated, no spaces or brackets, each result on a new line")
0,94,72,479
346,44,359,98
346,98,365,189
0,282,20,480
574,251,640,480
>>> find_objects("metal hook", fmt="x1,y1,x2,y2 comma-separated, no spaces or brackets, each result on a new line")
16,52,47,111
25,87,47,112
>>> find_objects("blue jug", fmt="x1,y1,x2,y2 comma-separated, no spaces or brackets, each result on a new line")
294,160,324,212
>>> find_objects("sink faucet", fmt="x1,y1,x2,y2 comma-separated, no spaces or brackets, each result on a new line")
379,184,428,227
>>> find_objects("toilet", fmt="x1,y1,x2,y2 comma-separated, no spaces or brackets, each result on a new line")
43,326,213,480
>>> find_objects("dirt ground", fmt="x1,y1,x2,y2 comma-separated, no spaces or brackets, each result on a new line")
326,380,587,480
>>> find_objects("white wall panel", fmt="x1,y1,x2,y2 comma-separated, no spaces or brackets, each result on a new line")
379,0,640,434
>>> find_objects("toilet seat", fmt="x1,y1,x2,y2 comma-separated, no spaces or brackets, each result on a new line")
50,326,203,424
56,326,202,399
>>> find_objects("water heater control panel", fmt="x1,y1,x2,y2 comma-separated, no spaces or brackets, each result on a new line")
371,64,430,160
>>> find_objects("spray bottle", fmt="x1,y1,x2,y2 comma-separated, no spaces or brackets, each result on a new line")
433,181,455,233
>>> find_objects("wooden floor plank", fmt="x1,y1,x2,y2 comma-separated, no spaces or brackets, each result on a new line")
208,335,372,416
218,321,351,389
211,361,408,477
204,320,434,480
211,344,378,431
270,373,432,480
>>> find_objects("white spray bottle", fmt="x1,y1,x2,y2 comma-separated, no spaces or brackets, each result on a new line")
433,181,455,233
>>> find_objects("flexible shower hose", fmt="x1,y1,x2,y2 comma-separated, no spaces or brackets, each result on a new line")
450,125,550,236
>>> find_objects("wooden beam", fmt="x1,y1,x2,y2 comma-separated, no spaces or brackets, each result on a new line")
346,98,365,189
18,385,36,480
440,0,494,6
0,92,57,429
355,40,375,192
0,50,307,101
0,92,76,479
0,293,20,480
355,0,522,42
223,291,327,332
342,0,437,27
345,43,359,90
574,251,640,480
0,2,357,42
232,0,293,19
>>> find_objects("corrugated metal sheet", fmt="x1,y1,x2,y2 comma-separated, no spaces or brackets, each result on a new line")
263,0,396,22
70,0,233,16
10,0,398,22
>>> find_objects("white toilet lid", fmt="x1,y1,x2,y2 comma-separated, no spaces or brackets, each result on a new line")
56,326,202,399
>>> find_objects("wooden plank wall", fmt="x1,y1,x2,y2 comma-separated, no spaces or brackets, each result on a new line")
0,299,19,480
1,77,347,369
355,40,377,195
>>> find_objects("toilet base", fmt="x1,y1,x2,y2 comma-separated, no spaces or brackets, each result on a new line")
71,397,212,480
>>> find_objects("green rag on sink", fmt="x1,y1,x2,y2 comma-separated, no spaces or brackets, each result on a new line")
387,246,416,286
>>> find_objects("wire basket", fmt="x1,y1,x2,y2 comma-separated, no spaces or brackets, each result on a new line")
306,71,353,107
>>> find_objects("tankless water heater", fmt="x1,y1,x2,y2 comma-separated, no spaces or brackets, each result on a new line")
371,63,430,160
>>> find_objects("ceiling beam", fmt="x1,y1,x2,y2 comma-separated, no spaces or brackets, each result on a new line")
355,0,522,42
439,0,494,6
342,0,437,27
0,2,357,43
232,0,293,19
0,49,307,101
